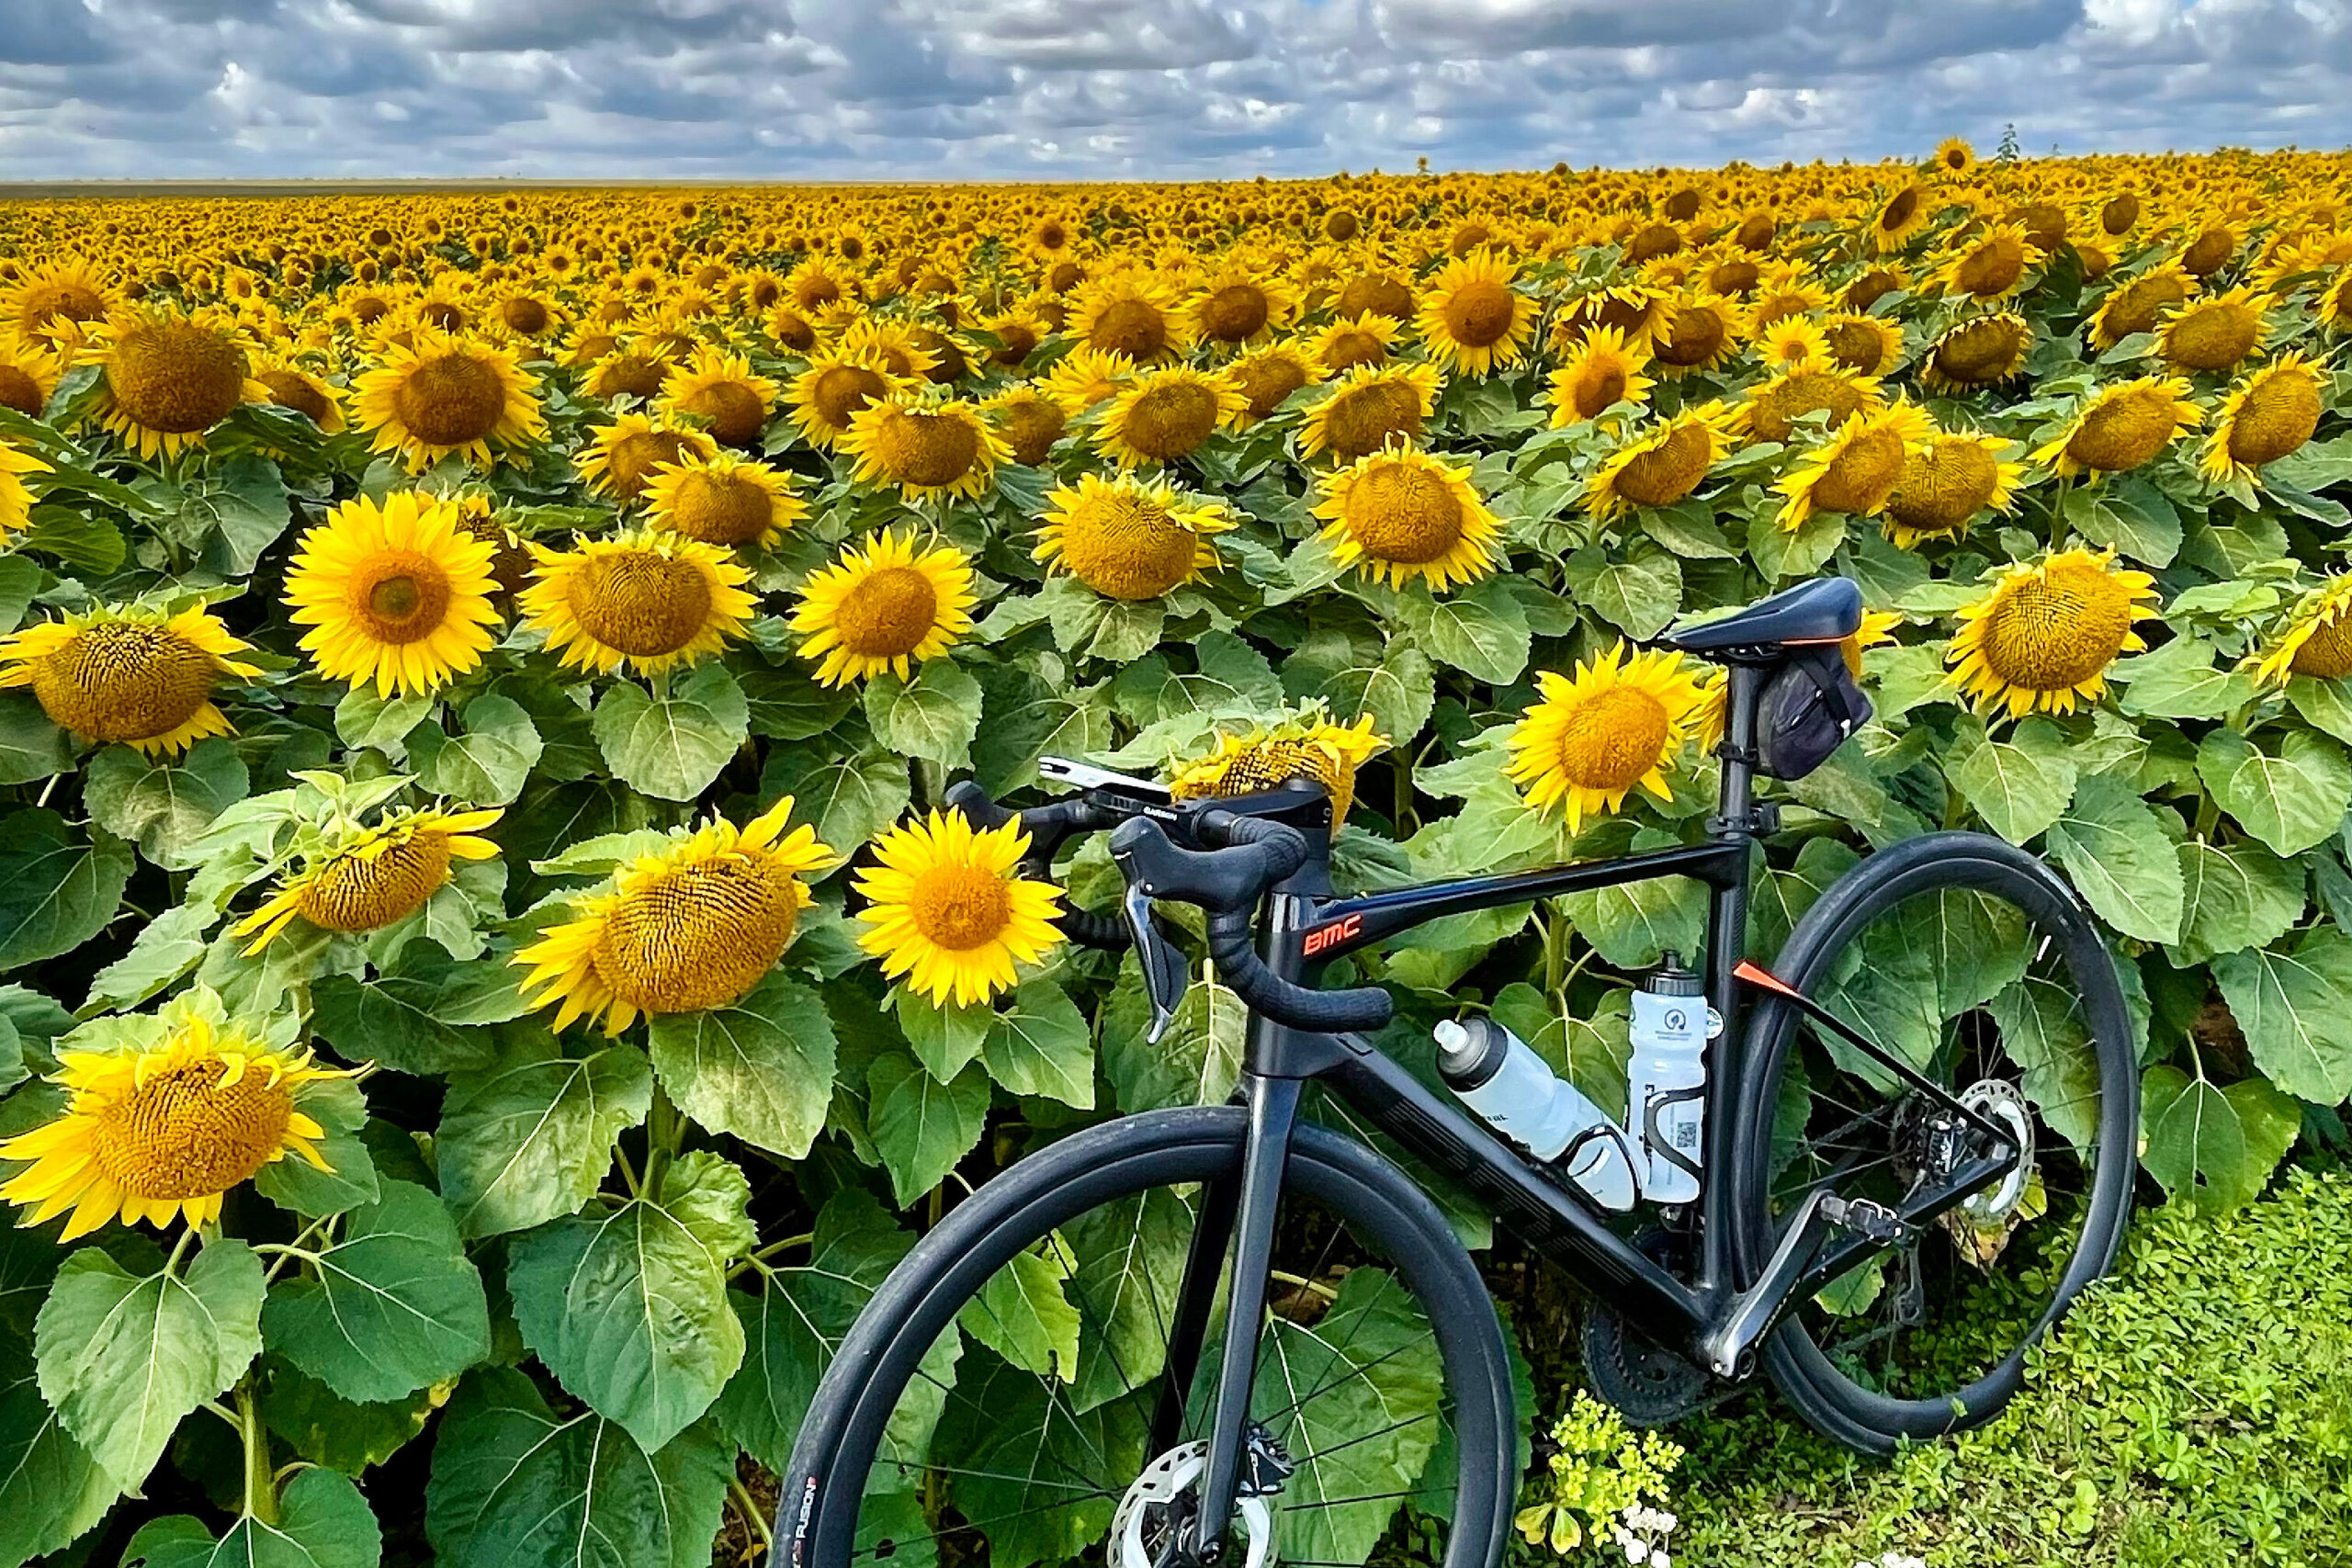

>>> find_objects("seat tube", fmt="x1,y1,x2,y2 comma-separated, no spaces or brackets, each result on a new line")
1699,660,1764,1296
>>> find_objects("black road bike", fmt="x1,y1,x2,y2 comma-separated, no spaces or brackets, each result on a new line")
778,577,2139,1568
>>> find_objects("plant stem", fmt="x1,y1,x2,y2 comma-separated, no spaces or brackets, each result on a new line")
645,1082,681,1197
164,1226,198,1279
727,1472,775,1552
614,1143,642,1200
1543,907,1567,999
236,1377,277,1526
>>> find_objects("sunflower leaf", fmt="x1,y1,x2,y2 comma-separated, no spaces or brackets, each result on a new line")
1396,576,1529,684
592,665,747,803
1946,714,2075,844
644,971,837,1160
262,1179,489,1403
2197,725,2352,857
83,739,251,871
0,1351,123,1568
2212,927,2352,1104
2110,635,2256,721
981,977,1094,1108
758,745,910,870
122,1467,381,1568
435,1032,652,1240
2171,838,2305,966
409,694,543,807
865,1051,989,1205
2139,1063,2301,1215
0,810,134,976
2044,772,2185,943
35,1238,265,1489
863,659,981,770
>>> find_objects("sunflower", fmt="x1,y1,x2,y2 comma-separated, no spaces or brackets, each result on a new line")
233,805,503,953
641,449,805,548
0,333,61,417
0,439,47,540
2088,265,2195,351
659,346,778,447
1228,342,1325,423
838,317,941,383
786,349,907,451
251,355,347,434
1649,294,1747,376
1187,263,1297,348
350,329,545,470
792,530,977,686
1039,345,1135,415
1883,433,2025,548
1586,402,1734,519
1932,223,2040,302
1308,312,1397,374
1415,251,1534,376
1751,266,1834,329
1546,326,1653,427
78,307,268,460
0,602,258,755
2248,575,2352,686
1070,271,1192,364
1821,313,1904,376
1921,313,2031,392
1035,470,1233,602
2031,376,2203,477
1314,441,1501,592
575,412,721,502
2155,286,2270,374
1842,608,1905,679
0,1005,347,1240
1298,361,1443,464
282,491,503,698
1757,317,1832,374
1334,267,1416,323
1094,365,1247,467
982,385,1070,465
1947,549,2159,718
519,526,755,677
515,798,836,1033
0,258,113,343
1505,645,1711,832
1932,137,1976,177
583,338,673,400
854,810,1064,1009
1734,367,1883,445
1870,184,1932,253
1167,708,1387,823
841,390,1010,500
2201,355,2325,484
786,255,855,314
1774,401,1936,529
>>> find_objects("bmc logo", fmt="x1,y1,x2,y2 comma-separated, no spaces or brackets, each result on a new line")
1301,913,1363,957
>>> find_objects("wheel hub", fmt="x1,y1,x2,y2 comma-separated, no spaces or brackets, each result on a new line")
1112,1438,1280,1568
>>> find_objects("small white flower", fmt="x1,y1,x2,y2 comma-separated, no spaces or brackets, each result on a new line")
1623,1543,1646,1565
1652,1552,1670,1568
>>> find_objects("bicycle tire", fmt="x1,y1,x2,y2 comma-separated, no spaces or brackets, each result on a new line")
777,1103,1518,1568
1730,830,2138,1454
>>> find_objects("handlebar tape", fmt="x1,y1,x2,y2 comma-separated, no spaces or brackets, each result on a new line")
1057,907,1131,951
1205,908,1395,1034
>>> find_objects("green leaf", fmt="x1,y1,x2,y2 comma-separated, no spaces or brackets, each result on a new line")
956,1238,1080,1381
1324,637,1437,747
646,970,837,1158
333,688,432,755
712,1189,929,1472
2171,838,2305,965
262,1180,491,1403
425,1367,731,1568
896,987,995,1081
1102,964,1244,1111
1063,1185,1192,1413
1946,716,2075,844
2111,635,2256,720
2044,773,2185,943
436,1034,652,1239
760,748,910,863
17,508,125,575
35,1239,265,1486
0,553,40,633
0,809,133,973
1563,543,1681,638
506,1180,747,1453
1559,867,1707,969
123,1466,381,1568
2139,1064,2300,1215
866,1052,989,1205
1987,973,2106,1153
2212,927,2352,1104
864,660,983,770
0,1359,122,1568
971,668,1114,797
194,452,295,577
1748,507,1846,581
1403,577,1530,684
311,942,526,1077
2197,726,2352,857
593,664,748,802
0,690,73,784
259,1358,435,1475
937,1357,1142,1567
83,900,214,1014
254,1117,380,1220
982,977,1095,1108
408,694,543,807
83,739,250,870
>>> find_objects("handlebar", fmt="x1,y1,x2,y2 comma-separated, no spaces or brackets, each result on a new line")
940,767,1396,1039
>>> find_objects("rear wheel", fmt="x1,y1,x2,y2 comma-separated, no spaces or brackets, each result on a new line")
1732,831,2138,1453
778,1105,1517,1568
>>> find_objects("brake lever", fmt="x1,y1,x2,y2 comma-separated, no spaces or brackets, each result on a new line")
1121,884,1191,1043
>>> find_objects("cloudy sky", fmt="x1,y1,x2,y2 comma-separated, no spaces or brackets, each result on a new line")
0,0,2344,181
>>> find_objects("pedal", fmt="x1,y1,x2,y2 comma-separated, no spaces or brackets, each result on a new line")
1820,1195,1913,1247
1697,1190,1918,1378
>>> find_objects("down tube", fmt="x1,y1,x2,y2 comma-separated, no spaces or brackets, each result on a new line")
1321,1038,1706,1338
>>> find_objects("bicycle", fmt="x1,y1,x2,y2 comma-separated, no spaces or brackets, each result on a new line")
777,575,2139,1568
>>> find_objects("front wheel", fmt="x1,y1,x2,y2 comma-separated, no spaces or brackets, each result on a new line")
1732,831,2139,1454
778,1104,1518,1568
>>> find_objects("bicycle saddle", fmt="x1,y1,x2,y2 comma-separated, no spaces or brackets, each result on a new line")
1657,576,1862,654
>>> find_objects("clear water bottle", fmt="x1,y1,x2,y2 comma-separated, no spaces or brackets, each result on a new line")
1627,952,1716,1203
1434,1016,1637,1210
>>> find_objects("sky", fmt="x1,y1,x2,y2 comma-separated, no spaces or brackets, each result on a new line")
0,0,2346,181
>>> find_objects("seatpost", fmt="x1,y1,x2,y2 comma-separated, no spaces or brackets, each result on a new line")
1698,658,1767,1300
1710,660,1767,840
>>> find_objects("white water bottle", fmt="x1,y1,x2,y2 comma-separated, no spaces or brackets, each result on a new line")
1434,1016,1638,1210
1627,953,1715,1203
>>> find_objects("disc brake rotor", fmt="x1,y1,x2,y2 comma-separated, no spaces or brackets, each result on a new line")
1111,1439,1276,1568
1940,1079,2039,1267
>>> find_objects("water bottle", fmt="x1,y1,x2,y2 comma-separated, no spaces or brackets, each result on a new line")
1627,952,1716,1203
1434,1016,1637,1210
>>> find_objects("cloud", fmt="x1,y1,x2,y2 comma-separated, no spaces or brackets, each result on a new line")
2,0,2347,179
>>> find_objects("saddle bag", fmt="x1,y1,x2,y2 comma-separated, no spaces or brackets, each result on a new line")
1755,644,1871,781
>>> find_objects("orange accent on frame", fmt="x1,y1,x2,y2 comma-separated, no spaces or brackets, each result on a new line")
1735,960,1804,998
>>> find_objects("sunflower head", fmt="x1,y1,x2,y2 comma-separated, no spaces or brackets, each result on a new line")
252,355,347,434
0,601,258,756
1818,312,1903,377
1505,645,1711,832
1167,708,1388,824
1947,548,2160,718
1757,317,1831,374
575,412,721,502
1734,367,1882,446
1314,440,1502,593
1932,137,1976,176
80,306,267,460
1884,432,2024,548
1870,184,1931,252
2156,286,2270,374
1070,272,1192,365
284,491,503,697
1921,313,2031,393
1036,470,1234,602
786,350,907,451
233,804,503,953
854,810,1065,1009
1308,312,1396,375
0,995,350,1239
791,529,978,686
2089,265,2195,350
0,332,62,418
1774,400,1936,530
1649,293,1747,376
1547,325,1654,427
1416,250,1533,376
1094,365,1247,467
841,389,1010,501
1586,402,1733,520
1,259,113,341
2202,355,2325,484
2249,575,2352,687
1188,263,1298,347
1229,343,1325,422
350,328,546,470
1298,361,1442,464
982,386,1070,466
516,798,835,1033
1934,223,2040,301
2031,376,2204,477
639,448,805,549
659,347,779,447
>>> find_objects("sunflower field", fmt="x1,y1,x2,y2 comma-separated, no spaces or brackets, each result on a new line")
1,142,2351,1568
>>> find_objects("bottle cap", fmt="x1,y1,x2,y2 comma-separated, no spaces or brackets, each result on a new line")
1648,951,1705,997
